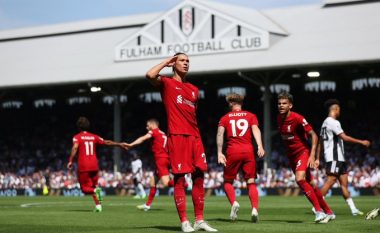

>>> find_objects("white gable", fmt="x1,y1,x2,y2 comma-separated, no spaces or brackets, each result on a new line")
114,0,283,61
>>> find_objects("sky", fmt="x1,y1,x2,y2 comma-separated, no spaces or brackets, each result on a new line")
0,0,321,31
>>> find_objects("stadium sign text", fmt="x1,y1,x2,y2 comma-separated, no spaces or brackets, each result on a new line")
116,36,267,61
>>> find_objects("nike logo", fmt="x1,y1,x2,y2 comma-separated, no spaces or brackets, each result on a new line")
175,87,182,90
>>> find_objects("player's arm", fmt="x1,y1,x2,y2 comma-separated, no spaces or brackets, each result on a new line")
315,137,324,169
338,133,371,147
103,140,124,147
307,130,318,168
125,133,152,149
252,125,265,158
216,126,227,166
67,143,79,170
146,56,178,87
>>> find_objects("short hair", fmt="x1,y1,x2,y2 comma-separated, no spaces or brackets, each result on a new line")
324,99,340,110
226,93,244,105
277,92,293,104
147,118,159,126
77,117,90,131
172,52,188,72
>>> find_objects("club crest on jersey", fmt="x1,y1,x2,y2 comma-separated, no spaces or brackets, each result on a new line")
176,95,183,104
180,6,194,36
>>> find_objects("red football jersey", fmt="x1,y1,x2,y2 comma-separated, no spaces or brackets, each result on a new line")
218,110,259,155
160,76,200,136
72,131,104,172
277,111,313,156
149,128,169,158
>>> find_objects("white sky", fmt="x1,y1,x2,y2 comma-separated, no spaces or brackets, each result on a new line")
0,0,321,31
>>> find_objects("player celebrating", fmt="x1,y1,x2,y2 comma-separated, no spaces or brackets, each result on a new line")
316,99,370,216
67,117,123,212
146,53,217,232
123,118,174,211
277,92,334,223
216,93,265,222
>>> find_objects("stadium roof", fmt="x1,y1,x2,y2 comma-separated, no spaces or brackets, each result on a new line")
0,0,379,88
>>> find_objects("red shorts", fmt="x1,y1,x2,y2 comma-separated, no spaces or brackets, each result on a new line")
224,152,256,181
288,150,313,182
78,170,98,193
155,156,170,178
168,134,208,174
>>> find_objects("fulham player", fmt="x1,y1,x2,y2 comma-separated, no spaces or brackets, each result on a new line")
277,92,334,223
216,93,265,222
316,99,370,216
67,117,123,212
146,53,217,232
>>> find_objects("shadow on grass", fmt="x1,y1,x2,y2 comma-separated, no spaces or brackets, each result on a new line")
65,209,93,212
129,225,179,231
209,218,253,223
263,219,304,224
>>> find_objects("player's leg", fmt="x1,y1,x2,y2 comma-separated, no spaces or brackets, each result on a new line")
319,175,337,196
78,171,101,212
242,155,259,223
295,170,326,222
90,171,102,212
308,174,334,222
168,135,193,232
319,161,339,196
339,173,363,215
223,154,239,216
133,175,146,199
138,175,156,211
191,137,217,232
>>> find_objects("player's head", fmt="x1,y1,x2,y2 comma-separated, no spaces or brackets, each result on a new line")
226,93,244,110
77,117,90,131
146,118,159,131
324,99,340,117
277,92,293,115
173,52,189,76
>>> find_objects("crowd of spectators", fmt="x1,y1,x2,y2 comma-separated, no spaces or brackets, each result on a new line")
1,91,379,192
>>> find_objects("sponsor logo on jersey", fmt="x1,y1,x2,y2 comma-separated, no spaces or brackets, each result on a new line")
81,136,95,140
176,95,183,104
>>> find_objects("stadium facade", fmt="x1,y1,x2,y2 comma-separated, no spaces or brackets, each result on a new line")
1,0,379,171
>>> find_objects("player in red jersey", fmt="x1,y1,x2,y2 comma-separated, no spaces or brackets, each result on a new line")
277,92,334,223
146,53,217,232
123,118,174,211
216,93,265,222
67,117,123,212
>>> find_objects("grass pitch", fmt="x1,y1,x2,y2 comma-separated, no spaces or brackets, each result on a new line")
0,195,378,233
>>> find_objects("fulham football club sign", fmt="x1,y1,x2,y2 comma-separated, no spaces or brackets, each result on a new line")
115,0,275,61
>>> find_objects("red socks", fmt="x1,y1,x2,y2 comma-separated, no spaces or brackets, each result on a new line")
92,194,100,205
192,171,205,222
146,186,157,206
314,187,333,214
224,182,236,205
297,180,322,212
247,183,259,210
174,175,188,222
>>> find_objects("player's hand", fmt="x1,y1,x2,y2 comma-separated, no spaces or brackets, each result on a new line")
314,159,320,169
67,162,73,170
165,56,178,67
362,140,371,147
120,142,130,150
218,153,227,167
257,147,265,158
307,156,316,169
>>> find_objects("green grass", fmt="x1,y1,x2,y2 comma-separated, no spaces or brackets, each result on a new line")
0,195,379,233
